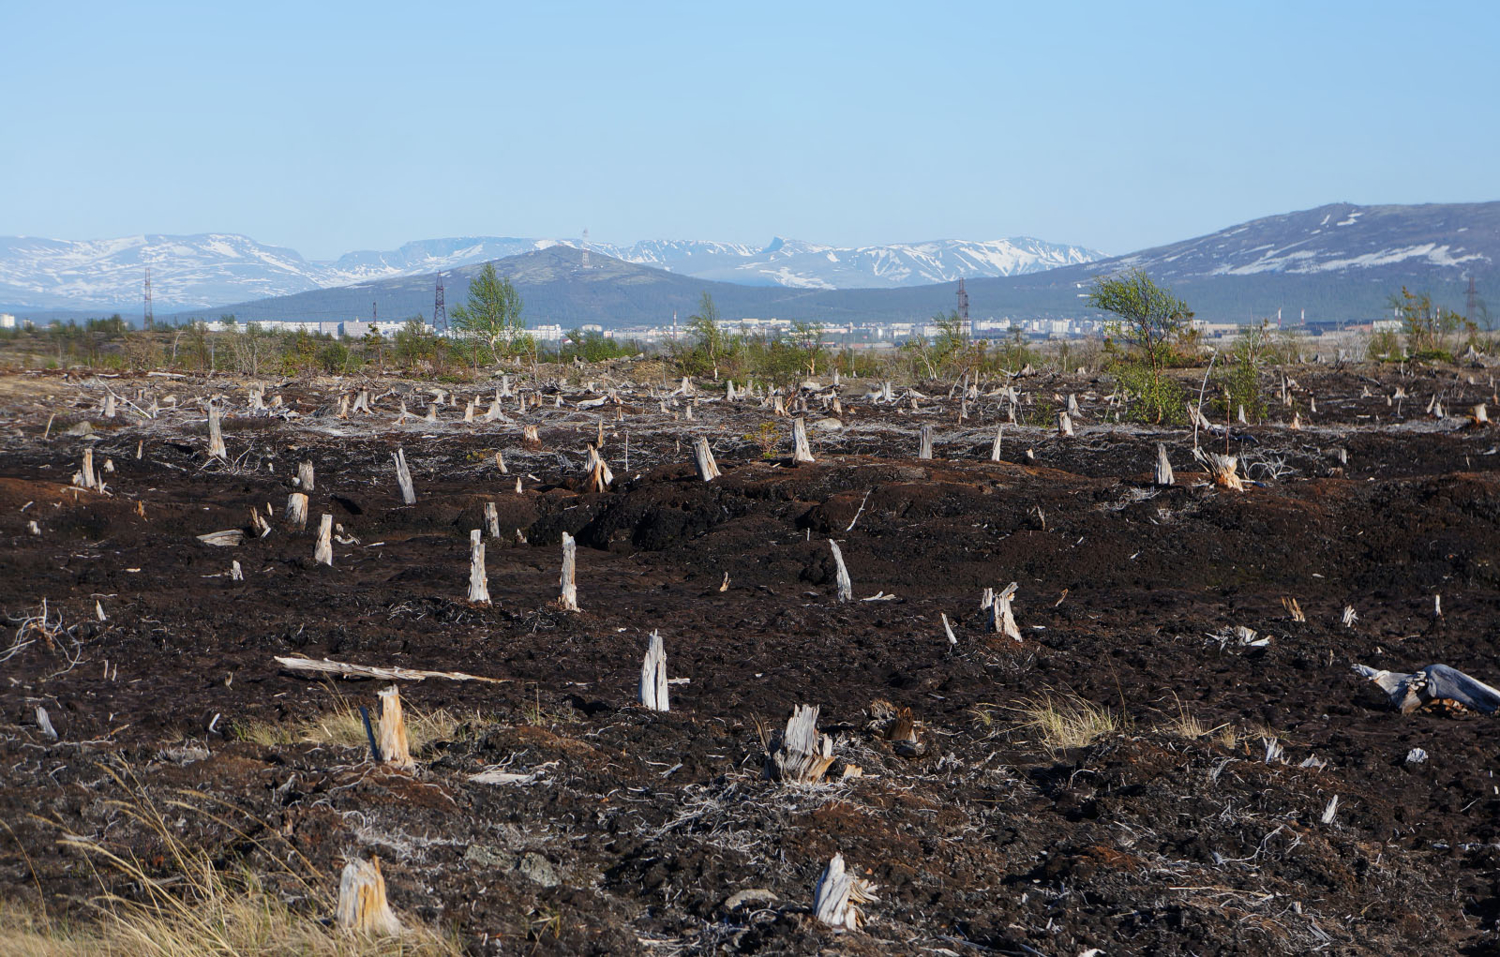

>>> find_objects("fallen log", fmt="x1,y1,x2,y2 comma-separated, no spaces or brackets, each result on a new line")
1353,663,1500,714
273,655,508,683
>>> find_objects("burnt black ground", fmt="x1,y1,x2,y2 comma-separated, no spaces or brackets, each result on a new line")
3,364,1500,954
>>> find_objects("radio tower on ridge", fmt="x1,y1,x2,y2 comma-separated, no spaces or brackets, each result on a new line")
956,278,970,336
434,273,447,334
580,228,590,269
143,266,154,329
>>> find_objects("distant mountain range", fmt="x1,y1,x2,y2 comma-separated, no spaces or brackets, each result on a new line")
0,232,1102,311
159,202,1496,329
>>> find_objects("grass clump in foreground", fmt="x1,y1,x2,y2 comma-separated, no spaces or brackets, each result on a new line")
2,768,460,957
1015,693,1128,754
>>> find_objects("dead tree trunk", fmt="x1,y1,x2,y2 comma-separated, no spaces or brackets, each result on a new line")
392,447,416,505
335,857,403,936
315,514,334,566
792,417,815,464
1154,443,1174,487
558,531,580,611
638,630,669,712
286,492,309,531
297,460,315,491
206,402,227,460
468,529,490,605
484,501,500,538
918,425,933,460
377,685,414,768
693,437,721,481
990,425,1003,462
766,704,835,784
829,540,852,603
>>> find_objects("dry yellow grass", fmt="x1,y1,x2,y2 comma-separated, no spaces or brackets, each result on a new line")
1,768,459,957
233,696,485,756
1015,694,1127,753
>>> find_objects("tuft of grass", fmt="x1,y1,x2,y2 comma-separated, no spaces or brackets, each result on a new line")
234,695,486,756
5,767,460,956
1015,694,1127,754
1159,695,1227,741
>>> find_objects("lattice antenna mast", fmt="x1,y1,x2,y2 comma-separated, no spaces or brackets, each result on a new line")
434,273,447,334
581,228,590,269
143,266,153,329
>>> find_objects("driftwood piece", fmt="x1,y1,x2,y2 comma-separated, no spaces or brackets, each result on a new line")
559,531,580,611
286,492,309,530
197,529,245,547
297,460,315,491
315,514,333,565
828,540,852,603
1353,663,1500,714
274,655,507,683
468,529,490,605
392,447,416,505
639,630,669,712
1154,443,1174,487
693,437,721,481
792,417,815,464
377,685,415,769
335,856,403,936
767,704,835,784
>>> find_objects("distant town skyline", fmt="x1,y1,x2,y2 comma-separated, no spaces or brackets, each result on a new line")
2,1,1496,260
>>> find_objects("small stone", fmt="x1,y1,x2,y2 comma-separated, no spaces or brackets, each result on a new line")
516,851,560,887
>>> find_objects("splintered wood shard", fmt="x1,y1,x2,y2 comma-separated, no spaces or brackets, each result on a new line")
792,416,815,464
522,424,541,448
983,582,1021,641
814,854,856,930
315,514,334,566
693,437,721,481
918,424,933,460
639,630,669,712
1198,450,1244,491
377,685,414,769
559,532,580,611
335,856,403,936
495,451,508,473
392,447,416,505
468,529,490,605
829,540,852,603
297,461,315,491
286,492,309,530
1154,443,1174,487
206,402,227,460
767,704,836,784
990,425,1003,462
942,613,957,645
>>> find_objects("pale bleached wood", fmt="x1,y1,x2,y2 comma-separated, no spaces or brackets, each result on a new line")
468,529,490,605
1154,443,1174,487
297,460,315,491
559,531,580,611
990,425,1003,462
352,389,372,414
918,425,933,460
792,417,815,464
639,630,669,712
983,582,1021,641
767,704,835,784
484,501,500,538
1475,403,1490,425
315,514,333,565
336,856,403,936
392,447,416,505
197,529,245,547
274,655,507,683
206,402,227,460
829,540,852,603
1057,410,1074,436
249,507,271,538
377,685,414,769
286,492,309,530
693,437,721,481
1195,449,1244,491
495,451,508,474
523,424,541,447
942,612,957,645
463,399,475,423
104,393,116,418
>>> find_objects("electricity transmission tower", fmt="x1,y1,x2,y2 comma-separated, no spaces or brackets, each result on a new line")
434,273,447,333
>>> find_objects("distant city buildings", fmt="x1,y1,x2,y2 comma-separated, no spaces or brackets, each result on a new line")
0,313,15,329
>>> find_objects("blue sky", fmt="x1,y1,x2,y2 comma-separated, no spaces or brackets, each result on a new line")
1,1,1495,259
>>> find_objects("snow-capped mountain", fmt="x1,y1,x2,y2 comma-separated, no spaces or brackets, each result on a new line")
0,232,1103,309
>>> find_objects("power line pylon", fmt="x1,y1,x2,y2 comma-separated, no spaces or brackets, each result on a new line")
434,273,447,333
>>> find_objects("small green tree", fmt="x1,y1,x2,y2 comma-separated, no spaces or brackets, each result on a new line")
686,292,731,373
1390,286,1469,357
452,262,525,357
1089,270,1193,423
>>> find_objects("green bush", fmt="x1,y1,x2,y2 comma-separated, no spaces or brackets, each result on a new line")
1116,362,1187,425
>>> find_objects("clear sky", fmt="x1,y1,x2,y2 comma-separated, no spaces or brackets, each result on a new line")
2,1,1495,259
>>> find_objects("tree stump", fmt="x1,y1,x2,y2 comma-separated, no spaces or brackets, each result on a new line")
206,402,227,460
377,685,414,769
484,502,500,539
286,493,309,531
639,631,669,712
766,704,835,784
983,583,1021,641
828,540,852,603
392,447,416,505
918,425,933,460
693,437,721,481
297,460,315,491
335,856,403,936
468,529,490,605
558,532,580,611
315,514,334,566
792,417,815,464
1154,443,1174,487
990,425,1003,462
